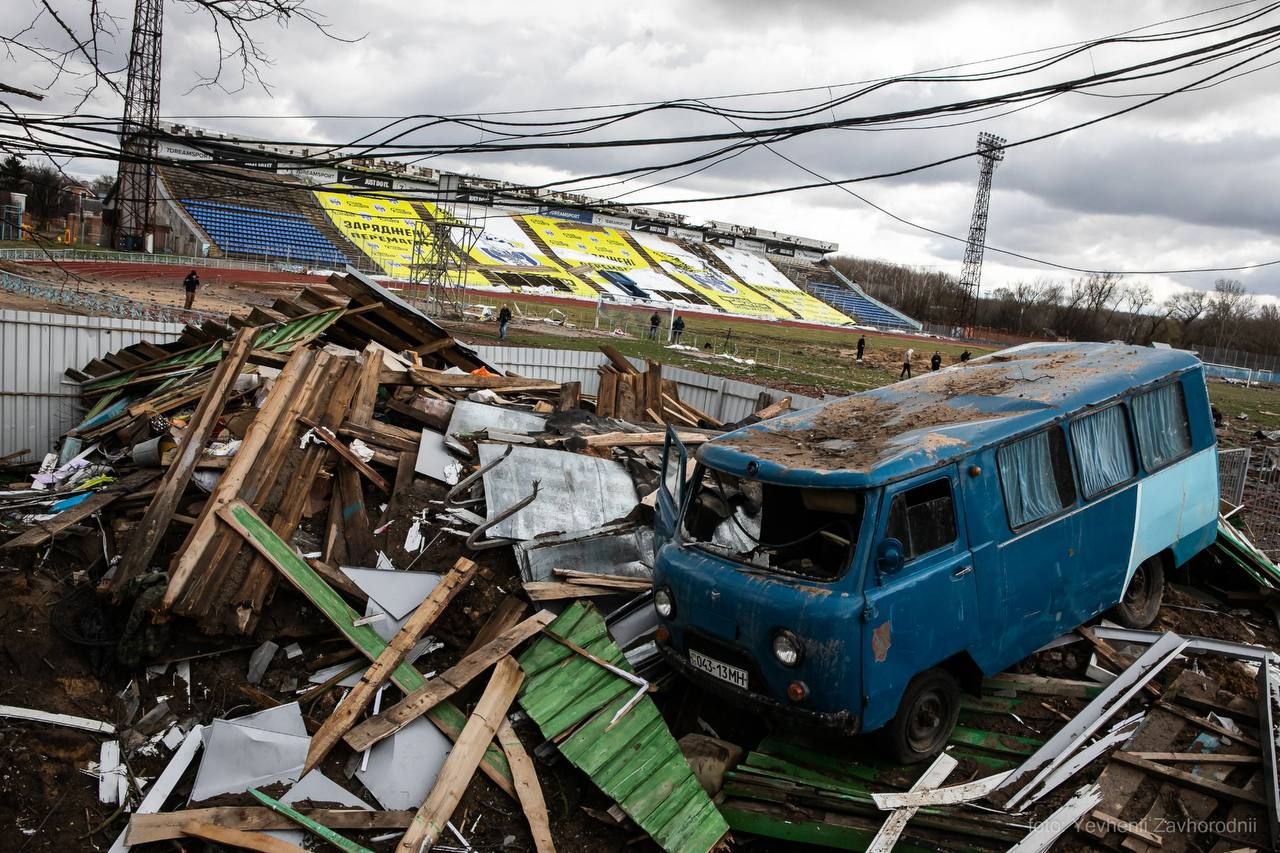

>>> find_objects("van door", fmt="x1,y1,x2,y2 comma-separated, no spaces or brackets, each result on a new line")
861,467,980,731
655,426,690,553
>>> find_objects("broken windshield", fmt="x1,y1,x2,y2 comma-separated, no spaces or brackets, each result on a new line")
680,465,863,581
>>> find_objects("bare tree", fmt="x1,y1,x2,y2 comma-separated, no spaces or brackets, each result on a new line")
1119,282,1152,342
1166,290,1209,345
2,1,359,104
1208,278,1255,349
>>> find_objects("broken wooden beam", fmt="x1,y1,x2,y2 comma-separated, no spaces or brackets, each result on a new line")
396,657,525,853
1110,751,1266,805
126,808,415,846
344,611,554,752
297,415,391,493
304,557,481,773
181,821,306,853
111,326,257,592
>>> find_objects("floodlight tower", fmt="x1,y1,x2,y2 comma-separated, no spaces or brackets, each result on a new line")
958,131,1006,330
114,0,164,251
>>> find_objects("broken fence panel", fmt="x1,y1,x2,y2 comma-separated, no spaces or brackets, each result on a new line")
1000,631,1188,812
871,769,1011,810
1006,784,1103,853
865,751,958,853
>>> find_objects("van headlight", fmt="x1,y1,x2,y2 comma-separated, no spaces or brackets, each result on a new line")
654,587,675,619
772,630,802,667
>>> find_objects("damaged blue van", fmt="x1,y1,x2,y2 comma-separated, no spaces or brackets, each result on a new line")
652,342,1218,762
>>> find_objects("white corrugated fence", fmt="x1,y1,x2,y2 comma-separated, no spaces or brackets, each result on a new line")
0,310,185,460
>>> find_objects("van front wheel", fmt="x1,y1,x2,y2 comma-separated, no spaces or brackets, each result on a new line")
1110,557,1164,629
883,668,961,764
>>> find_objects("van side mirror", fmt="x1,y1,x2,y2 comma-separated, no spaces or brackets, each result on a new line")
877,538,905,575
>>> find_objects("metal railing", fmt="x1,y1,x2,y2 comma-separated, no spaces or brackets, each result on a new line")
0,247,294,273
0,268,218,325
1219,447,1251,508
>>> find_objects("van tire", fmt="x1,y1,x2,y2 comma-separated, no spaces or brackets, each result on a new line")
882,668,961,764
1110,556,1164,629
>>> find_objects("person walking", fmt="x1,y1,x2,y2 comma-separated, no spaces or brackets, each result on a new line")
182,269,200,310
856,335,866,363
672,314,685,343
900,347,914,379
497,304,512,340
930,351,942,371
648,311,661,340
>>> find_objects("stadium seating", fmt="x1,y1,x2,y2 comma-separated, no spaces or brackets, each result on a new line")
807,283,918,331
181,199,350,267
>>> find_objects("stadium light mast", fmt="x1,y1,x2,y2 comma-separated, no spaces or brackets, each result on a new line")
115,0,164,251
958,131,1006,331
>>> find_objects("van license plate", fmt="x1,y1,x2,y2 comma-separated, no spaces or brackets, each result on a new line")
689,649,748,690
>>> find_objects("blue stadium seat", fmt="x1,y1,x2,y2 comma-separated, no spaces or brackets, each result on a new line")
807,283,917,330
181,199,350,266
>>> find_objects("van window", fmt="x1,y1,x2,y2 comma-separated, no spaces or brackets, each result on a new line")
1131,383,1192,471
998,428,1076,528
1070,405,1136,498
682,467,863,581
886,478,957,560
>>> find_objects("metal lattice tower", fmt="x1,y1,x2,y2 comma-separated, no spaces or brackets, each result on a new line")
114,0,164,251
410,174,481,317
959,131,1006,328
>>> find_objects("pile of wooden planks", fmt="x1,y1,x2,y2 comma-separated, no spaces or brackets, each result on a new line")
594,346,724,428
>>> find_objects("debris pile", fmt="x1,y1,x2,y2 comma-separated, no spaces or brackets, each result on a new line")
1,278,1279,852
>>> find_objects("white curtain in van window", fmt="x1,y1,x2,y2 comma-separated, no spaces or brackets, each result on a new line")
1131,384,1191,469
1072,406,1135,497
998,430,1064,527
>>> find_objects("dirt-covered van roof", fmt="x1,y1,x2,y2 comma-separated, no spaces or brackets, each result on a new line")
698,342,1201,486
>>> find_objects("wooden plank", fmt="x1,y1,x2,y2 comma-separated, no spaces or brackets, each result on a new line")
644,360,663,420
552,569,652,590
298,416,391,493
1088,810,1164,847
346,347,384,429
557,381,581,412
523,581,622,601
386,395,452,431
616,374,638,422
339,421,421,454
304,557,481,773
390,367,559,392
497,719,556,853
161,346,313,609
396,657,525,853
1,470,158,551
464,596,527,656
1126,752,1259,764
599,345,638,375
577,430,712,448
126,808,415,844
753,396,792,419
1110,751,1266,805
214,498,515,796
345,611,555,752
336,464,375,566
596,370,618,418
1080,626,1161,699
181,821,306,853
110,327,257,593
1154,700,1262,749
247,788,372,853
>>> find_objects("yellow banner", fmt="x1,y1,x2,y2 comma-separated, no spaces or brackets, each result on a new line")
314,191,424,279
631,233,785,319
750,284,853,325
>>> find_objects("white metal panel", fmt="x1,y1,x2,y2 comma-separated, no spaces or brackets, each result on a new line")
0,310,185,460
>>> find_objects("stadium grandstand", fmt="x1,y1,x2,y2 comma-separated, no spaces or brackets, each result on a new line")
133,127,924,331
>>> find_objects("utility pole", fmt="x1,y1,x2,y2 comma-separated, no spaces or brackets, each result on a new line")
959,131,1006,332
114,0,164,252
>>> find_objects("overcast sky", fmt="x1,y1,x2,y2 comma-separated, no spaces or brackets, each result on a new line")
7,0,1280,303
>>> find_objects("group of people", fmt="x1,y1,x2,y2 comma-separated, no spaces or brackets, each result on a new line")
854,334,970,379
492,305,687,343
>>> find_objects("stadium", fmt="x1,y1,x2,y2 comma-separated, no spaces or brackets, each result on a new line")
113,123,922,332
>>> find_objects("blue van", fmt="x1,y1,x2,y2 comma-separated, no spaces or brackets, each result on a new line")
652,342,1218,762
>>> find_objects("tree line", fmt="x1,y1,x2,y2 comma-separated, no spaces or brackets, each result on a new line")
0,155,112,230
828,255,1277,358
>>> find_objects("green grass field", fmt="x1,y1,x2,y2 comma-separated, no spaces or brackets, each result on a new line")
453,291,1280,426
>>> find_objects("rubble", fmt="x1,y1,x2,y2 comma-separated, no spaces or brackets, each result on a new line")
3,276,1280,852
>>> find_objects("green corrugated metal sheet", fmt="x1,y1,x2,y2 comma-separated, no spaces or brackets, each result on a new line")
517,602,728,853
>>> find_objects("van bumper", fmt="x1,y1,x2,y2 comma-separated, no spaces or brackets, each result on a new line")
658,641,861,735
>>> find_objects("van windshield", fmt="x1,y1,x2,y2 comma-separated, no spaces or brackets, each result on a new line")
681,465,862,581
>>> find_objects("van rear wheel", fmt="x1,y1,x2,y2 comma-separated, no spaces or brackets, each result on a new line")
882,668,961,765
1110,556,1164,629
